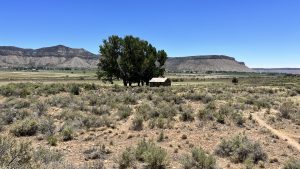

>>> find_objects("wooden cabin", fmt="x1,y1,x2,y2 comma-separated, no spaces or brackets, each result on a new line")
149,78,171,87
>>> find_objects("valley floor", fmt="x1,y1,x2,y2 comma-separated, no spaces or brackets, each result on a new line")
0,73,299,169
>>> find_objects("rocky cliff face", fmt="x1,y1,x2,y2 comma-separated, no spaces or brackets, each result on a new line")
0,45,98,68
166,55,252,73
0,46,252,72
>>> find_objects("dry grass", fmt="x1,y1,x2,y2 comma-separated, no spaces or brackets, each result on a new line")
0,75,299,168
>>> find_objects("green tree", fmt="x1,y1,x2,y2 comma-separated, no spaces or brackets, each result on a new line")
98,35,167,86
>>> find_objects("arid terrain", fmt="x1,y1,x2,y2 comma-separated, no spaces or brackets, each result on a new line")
0,72,299,169
0,46,252,73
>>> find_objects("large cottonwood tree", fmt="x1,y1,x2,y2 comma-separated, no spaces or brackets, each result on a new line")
98,35,167,86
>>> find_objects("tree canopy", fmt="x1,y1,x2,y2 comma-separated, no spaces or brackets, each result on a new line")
97,35,167,86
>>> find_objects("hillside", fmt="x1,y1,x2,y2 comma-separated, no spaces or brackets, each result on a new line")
166,55,252,73
0,45,98,69
0,46,252,72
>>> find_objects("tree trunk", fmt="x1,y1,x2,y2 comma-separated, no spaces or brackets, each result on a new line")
146,81,149,86
123,79,128,86
141,81,144,86
129,82,132,86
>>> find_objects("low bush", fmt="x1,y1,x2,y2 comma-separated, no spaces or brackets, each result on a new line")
91,105,111,116
202,93,214,104
0,83,31,97
0,135,32,168
33,147,63,164
197,107,215,121
83,145,109,160
47,135,58,146
117,105,132,120
215,135,267,164
70,84,81,95
179,105,195,122
181,147,216,169
157,102,177,119
136,103,153,120
61,125,74,141
117,148,136,169
11,118,39,137
232,112,245,126
283,159,300,169
35,102,48,116
39,117,56,136
117,139,168,169
279,101,296,119
122,94,137,105
135,139,168,169
131,115,144,131
82,115,103,129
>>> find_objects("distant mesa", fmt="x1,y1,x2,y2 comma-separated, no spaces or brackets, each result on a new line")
0,45,252,72
0,45,99,69
166,55,252,73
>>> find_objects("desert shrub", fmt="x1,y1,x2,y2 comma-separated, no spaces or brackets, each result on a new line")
61,125,74,141
0,83,31,97
156,118,165,129
279,101,296,119
39,117,56,136
181,147,216,169
232,77,239,85
122,94,137,105
0,119,4,131
131,115,144,131
117,105,132,120
179,105,195,122
215,112,225,124
59,110,86,125
0,135,32,168
202,93,214,104
11,118,39,137
87,93,99,106
0,109,31,125
33,147,63,164
47,95,74,108
157,102,177,119
35,102,48,116
91,105,111,116
83,83,97,91
197,106,215,121
82,115,103,129
184,92,203,101
70,84,81,95
219,104,233,116
84,145,109,160
99,114,115,128
232,112,245,126
38,83,66,95
283,159,300,169
135,139,168,168
117,147,136,169
136,103,153,120
255,98,271,109
47,135,58,146
157,130,165,142
6,98,31,109
215,135,267,164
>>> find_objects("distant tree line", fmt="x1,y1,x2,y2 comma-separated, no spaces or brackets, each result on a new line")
97,35,167,86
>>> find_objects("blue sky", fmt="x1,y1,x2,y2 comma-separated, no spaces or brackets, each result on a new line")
1,0,299,68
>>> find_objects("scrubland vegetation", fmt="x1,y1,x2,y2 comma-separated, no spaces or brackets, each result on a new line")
0,75,299,168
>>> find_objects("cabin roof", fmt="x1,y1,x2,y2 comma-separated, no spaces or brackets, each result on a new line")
149,78,168,83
